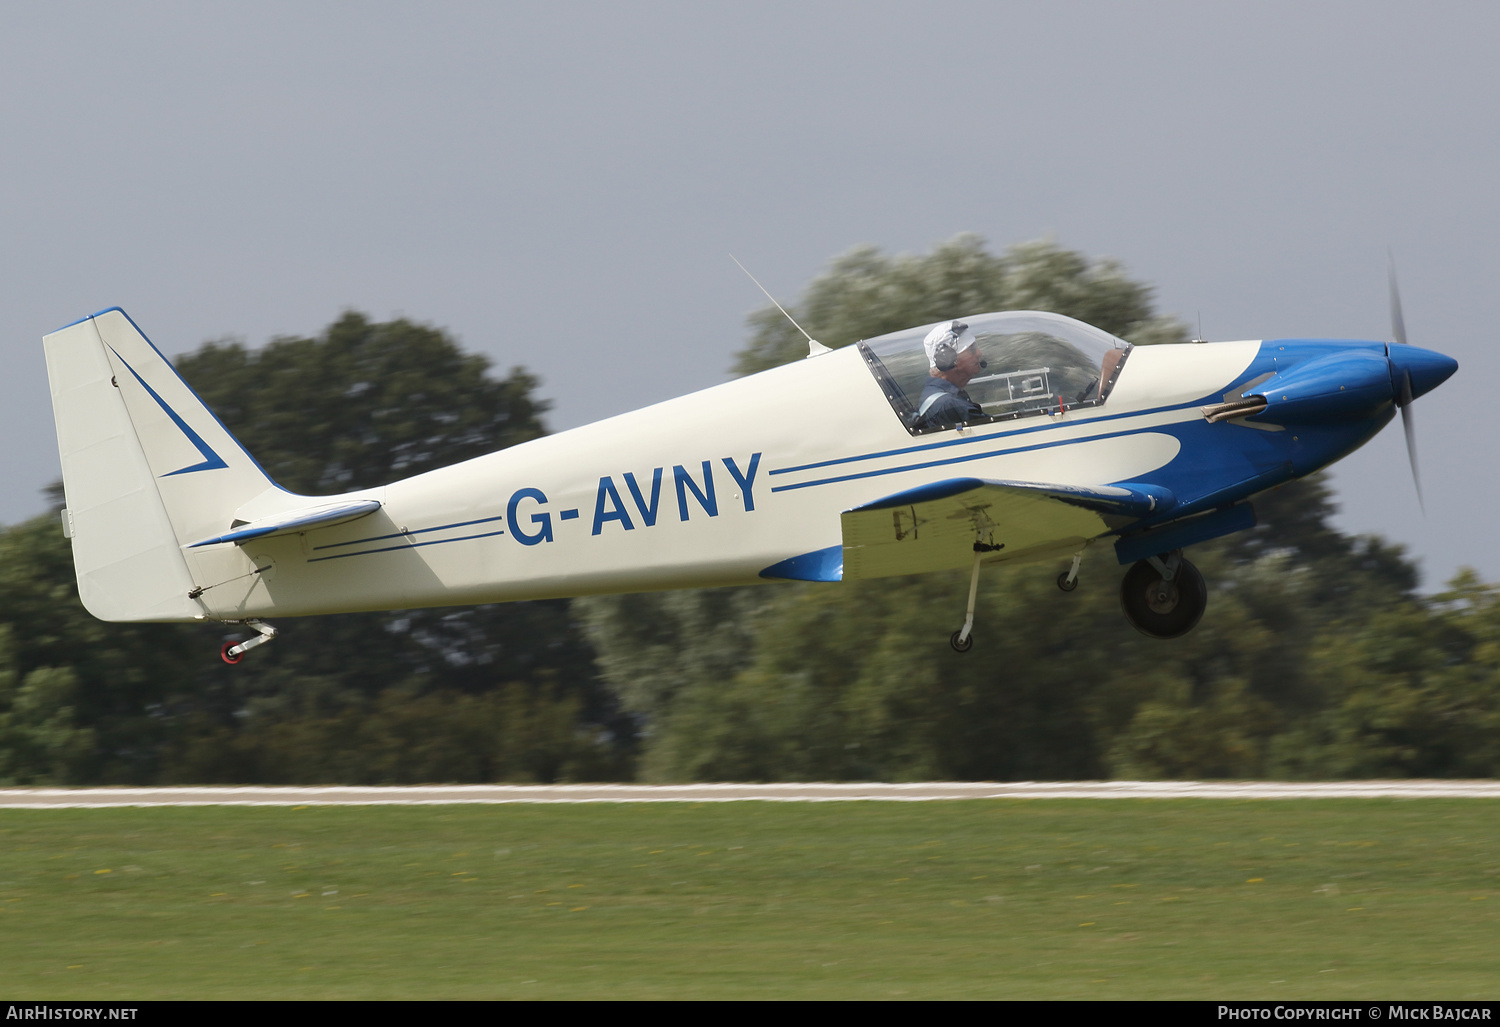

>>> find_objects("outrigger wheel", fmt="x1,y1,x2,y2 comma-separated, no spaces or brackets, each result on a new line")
1120,552,1207,639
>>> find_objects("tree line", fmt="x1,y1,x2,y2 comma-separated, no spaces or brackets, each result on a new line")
2,235,1495,784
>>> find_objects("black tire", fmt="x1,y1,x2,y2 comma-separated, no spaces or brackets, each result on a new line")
1119,557,1207,639
1057,572,1078,592
949,630,974,653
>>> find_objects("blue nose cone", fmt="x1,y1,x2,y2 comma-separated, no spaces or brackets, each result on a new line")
1388,344,1458,401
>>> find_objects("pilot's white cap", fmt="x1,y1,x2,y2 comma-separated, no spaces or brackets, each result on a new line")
923,320,977,368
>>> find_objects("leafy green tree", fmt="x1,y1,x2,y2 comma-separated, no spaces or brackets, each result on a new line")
0,513,204,782
179,311,548,493
1263,571,1500,778
165,680,618,785
0,625,93,785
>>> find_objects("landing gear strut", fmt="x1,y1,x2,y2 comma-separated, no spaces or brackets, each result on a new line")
220,619,278,664
1119,551,1206,639
949,552,982,652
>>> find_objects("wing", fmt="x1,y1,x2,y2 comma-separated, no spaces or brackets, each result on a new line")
840,477,1174,580
186,499,382,548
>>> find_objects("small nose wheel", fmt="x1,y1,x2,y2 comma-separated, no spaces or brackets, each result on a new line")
949,630,974,653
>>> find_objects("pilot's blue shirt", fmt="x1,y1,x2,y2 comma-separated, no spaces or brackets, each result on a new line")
917,377,983,428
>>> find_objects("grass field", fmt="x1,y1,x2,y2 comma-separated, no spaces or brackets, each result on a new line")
1,799,1497,999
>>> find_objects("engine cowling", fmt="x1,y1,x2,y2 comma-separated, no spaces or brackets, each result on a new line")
1246,349,1394,425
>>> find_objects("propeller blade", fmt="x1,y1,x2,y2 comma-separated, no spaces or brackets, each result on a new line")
1388,254,1409,347
1398,370,1424,513
1387,256,1423,509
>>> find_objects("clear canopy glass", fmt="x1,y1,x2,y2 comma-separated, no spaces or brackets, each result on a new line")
857,311,1133,435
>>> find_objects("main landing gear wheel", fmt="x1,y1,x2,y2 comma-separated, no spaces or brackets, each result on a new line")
1120,555,1207,639
220,642,245,665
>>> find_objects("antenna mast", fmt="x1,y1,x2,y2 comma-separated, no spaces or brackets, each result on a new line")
729,254,831,357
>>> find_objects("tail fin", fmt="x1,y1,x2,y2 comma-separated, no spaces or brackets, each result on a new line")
43,308,280,622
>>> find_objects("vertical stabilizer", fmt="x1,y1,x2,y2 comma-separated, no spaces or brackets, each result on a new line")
43,308,280,622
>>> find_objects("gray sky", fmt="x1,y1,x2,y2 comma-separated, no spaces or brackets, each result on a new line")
3,1,1494,587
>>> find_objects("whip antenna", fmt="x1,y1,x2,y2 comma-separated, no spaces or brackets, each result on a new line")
729,254,830,356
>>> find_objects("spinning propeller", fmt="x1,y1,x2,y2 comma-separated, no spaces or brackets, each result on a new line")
1387,258,1423,510
1383,260,1460,511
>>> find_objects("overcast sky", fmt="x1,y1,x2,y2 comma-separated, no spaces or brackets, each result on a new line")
2,1,1494,588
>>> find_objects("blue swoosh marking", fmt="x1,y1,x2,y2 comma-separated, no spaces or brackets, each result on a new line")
72,308,294,494
759,545,844,582
110,349,228,476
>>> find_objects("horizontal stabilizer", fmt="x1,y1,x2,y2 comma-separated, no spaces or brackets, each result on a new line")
187,499,382,548
841,477,1173,580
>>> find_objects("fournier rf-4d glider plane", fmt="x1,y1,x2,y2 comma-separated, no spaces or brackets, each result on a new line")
43,277,1456,661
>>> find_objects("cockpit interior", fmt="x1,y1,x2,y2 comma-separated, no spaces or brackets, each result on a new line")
857,311,1133,435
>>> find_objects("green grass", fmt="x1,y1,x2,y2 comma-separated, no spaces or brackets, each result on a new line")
0,799,1497,999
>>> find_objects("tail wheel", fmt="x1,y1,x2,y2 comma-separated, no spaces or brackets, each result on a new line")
220,642,245,665
1120,557,1207,639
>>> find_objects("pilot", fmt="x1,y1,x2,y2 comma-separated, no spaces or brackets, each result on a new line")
916,320,986,428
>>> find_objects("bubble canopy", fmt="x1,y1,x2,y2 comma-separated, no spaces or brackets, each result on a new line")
856,311,1133,436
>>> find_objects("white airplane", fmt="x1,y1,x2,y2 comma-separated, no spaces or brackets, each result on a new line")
42,294,1456,661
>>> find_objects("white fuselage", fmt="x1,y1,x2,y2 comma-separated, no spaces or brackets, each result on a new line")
191,340,1258,619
